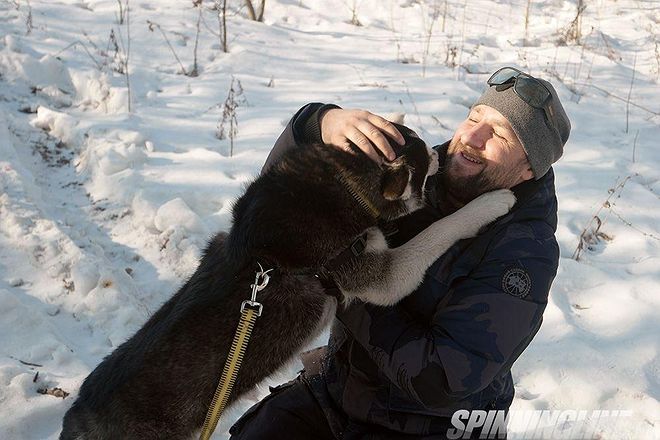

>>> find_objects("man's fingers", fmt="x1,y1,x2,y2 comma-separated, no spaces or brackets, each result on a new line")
322,109,406,163
347,129,382,163
368,114,405,147
336,141,357,156
356,121,397,162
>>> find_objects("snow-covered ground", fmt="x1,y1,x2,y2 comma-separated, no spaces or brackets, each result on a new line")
0,0,658,438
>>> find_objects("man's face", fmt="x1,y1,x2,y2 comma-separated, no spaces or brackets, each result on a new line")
444,105,534,204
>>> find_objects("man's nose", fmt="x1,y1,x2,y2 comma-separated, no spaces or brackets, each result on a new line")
460,122,488,150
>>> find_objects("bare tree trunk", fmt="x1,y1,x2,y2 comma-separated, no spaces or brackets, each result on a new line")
191,2,202,76
215,0,228,53
222,0,228,52
245,0,257,20
625,53,637,134
441,0,448,33
575,0,583,44
524,0,531,46
245,0,265,22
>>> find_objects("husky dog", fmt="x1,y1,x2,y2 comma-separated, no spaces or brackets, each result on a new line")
60,125,515,439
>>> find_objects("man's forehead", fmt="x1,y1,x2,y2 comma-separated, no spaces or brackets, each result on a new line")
471,105,513,130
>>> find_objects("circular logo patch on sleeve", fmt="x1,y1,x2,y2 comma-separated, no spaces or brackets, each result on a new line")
501,267,531,298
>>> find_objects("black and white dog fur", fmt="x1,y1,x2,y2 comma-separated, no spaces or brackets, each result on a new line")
60,124,515,439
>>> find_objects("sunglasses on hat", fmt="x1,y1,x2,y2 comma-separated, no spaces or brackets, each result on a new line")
487,67,556,129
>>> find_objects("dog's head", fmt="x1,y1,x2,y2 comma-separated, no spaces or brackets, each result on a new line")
378,123,438,219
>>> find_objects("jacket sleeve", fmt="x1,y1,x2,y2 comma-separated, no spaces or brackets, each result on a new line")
261,102,340,174
335,223,559,408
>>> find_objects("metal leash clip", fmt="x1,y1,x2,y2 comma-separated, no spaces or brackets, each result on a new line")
241,262,272,317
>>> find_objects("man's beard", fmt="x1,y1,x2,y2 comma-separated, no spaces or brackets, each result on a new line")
442,139,523,205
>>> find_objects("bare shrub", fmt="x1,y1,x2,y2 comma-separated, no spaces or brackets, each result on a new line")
559,0,586,45
25,0,32,34
106,0,132,111
444,43,458,68
572,176,630,261
147,20,190,75
216,77,246,157
146,2,206,76
10,0,33,35
573,175,660,261
200,1,229,53
344,0,362,26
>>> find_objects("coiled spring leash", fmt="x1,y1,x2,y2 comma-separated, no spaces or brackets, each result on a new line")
199,263,272,440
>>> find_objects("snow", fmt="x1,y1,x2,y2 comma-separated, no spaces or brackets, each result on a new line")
0,0,658,439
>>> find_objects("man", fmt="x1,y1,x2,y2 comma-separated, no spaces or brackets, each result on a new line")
229,67,571,439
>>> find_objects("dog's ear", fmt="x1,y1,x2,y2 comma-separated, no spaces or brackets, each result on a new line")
381,158,411,201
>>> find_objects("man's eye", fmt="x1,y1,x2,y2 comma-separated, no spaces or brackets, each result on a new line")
468,118,478,123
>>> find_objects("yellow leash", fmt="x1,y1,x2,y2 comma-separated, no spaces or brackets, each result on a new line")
199,264,272,440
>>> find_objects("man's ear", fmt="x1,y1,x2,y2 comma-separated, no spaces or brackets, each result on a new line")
381,159,411,201
521,166,534,182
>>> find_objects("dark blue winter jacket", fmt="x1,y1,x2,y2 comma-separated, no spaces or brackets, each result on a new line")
265,103,560,437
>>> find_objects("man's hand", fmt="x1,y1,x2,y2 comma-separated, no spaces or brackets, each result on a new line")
320,109,405,163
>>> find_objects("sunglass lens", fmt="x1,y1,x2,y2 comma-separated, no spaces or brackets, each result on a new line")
488,67,519,86
515,76,550,107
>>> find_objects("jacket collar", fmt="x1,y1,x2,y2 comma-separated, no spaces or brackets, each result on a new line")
430,141,558,230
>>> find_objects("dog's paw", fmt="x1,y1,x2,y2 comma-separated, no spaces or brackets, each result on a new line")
470,189,516,218
456,189,516,235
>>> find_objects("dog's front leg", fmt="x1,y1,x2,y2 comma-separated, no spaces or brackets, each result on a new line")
341,189,516,306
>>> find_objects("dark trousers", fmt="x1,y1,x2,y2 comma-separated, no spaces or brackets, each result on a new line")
228,375,501,440
228,376,336,440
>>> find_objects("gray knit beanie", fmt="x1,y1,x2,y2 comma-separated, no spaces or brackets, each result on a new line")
472,72,571,179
